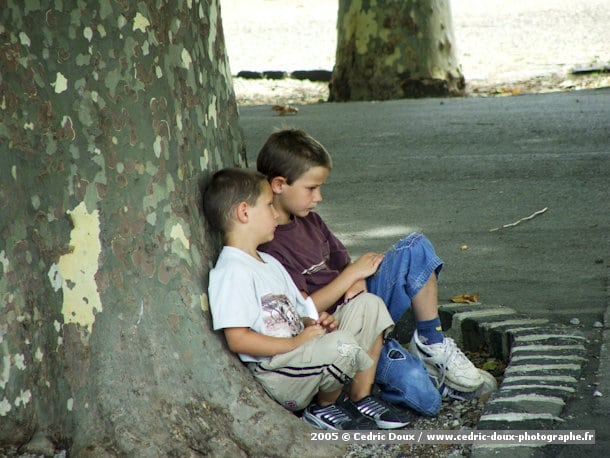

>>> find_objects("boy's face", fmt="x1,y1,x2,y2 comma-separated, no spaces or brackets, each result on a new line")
273,166,329,224
249,181,280,244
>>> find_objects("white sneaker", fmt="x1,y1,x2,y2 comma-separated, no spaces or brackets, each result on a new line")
409,330,484,392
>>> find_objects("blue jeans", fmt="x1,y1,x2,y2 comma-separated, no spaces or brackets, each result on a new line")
366,233,444,415
366,233,443,322
375,338,441,416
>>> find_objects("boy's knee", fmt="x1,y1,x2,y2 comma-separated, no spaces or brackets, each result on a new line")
320,331,371,368
322,329,358,348
349,292,385,311
349,292,393,325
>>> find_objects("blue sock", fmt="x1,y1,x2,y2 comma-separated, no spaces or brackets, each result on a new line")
416,317,444,345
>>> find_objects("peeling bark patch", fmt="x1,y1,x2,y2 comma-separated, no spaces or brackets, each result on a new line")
132,12,150,33
83,26,93,42
0,398,11,416
14,389,31,407
0,250,10,272
200,293,209,313
170,223,190,250
207,2,218,58
13,353,26,370
18,32,31,47
343,0,378,55
207,96,218,128
57,202,102,335
181,48,192,70
0,356,11,390
52,72,68,94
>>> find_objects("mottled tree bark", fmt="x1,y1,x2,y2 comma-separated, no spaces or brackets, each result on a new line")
331,0,465,101
0,1,343,456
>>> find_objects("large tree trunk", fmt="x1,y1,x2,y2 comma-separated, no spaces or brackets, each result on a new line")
330,0,465,101
0,1,344,456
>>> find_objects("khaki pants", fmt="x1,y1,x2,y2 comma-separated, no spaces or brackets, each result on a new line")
249,292,394,411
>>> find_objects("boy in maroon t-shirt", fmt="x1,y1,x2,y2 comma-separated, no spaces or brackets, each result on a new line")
257,129,494,414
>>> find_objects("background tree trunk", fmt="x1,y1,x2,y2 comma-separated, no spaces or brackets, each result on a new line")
0,1,344,456
330,0,465,101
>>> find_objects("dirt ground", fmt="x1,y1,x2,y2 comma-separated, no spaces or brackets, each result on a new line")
220,0,610,105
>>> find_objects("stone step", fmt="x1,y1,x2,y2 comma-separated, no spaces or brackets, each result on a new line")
438,303,587,457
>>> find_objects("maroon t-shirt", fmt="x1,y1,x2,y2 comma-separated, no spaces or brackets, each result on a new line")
259,212,350,300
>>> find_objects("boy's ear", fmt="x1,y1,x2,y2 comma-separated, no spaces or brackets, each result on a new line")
235,201,249,223
270,176,287,194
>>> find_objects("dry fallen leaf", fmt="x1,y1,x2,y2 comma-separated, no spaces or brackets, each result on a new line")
271,104,298,116
481,360,498,372
450,292,480,304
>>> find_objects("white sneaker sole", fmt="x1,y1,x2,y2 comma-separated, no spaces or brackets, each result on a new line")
301,411,339,430
440,369,498,401
374,418,411,429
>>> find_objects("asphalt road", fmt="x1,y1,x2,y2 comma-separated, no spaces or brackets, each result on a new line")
239,89,609,331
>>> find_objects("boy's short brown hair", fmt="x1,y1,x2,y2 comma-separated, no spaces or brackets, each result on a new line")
256,128,332,184
202,167,267,235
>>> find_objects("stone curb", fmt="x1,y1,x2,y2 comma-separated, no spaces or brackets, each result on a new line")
437,303,587,457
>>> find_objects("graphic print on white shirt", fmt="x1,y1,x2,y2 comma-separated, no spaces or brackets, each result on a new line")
261,293,304,338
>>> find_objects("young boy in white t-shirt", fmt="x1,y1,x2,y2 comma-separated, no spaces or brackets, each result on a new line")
203,167,412,430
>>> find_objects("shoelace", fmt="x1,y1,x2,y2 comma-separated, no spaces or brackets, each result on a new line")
431,338,462,388
444,338,472,364
439,384,469,401
440,337,470,385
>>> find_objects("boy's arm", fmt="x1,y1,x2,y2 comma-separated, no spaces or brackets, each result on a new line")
308,252,384,312
224,325,325,357
306,269,362,312
345,279,367,300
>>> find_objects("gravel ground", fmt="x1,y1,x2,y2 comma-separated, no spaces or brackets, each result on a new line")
340,347,503,458
341,399,486,458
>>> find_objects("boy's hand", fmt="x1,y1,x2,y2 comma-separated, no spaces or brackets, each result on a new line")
303,313,338,332
307,252,383,314
317,312,338,332
295,324,325,346
349,252,384,278
301,317,317,327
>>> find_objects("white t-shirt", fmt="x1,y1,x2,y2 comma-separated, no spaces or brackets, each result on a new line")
209,246,319,362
